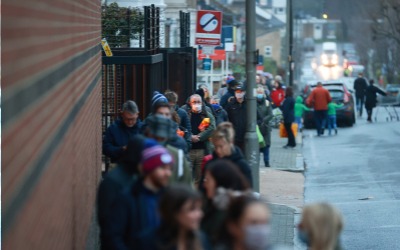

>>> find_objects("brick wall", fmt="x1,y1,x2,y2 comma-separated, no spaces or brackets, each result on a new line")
2,0,102,249
256,30,282,65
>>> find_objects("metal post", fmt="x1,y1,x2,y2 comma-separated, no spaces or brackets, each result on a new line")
245,0,260,192
287,0,294,86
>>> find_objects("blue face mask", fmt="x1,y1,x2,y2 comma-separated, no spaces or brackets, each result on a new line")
257,94,264,100
211,103,220,110
297,229,310,246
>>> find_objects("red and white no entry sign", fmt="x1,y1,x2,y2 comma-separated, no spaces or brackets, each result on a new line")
195,10,223,46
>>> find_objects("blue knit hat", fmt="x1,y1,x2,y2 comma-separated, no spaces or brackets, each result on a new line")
152,91,168,107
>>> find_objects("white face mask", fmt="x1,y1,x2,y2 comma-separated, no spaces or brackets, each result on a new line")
235,92,245,99
192,104,202,112
244,224,271,250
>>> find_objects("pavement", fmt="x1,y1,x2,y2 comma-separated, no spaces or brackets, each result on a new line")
302,111,400,249
259,129,305,248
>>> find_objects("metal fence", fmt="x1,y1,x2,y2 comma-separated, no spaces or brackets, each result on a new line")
101,5,196,171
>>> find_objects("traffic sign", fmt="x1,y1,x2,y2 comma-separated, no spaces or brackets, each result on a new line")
195,10,223,46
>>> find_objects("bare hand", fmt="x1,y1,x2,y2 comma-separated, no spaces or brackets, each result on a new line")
191,135,200,143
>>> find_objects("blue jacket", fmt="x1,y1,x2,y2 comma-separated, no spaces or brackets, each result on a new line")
102,180,162,250
174,106,192,150
280,97,295,123
220,88,235,109
103,118,143,162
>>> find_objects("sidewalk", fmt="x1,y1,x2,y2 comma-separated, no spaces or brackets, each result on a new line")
260,129,305,248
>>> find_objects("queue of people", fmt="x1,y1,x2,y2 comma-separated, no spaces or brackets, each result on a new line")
99,74,344,250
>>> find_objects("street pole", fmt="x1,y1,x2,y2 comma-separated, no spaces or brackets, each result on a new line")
245,0,260,192
287,0,294,86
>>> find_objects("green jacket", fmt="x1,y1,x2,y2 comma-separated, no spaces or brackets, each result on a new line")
328,102,344,115
166,145,193,185
256,98,273,146
294,96,310,117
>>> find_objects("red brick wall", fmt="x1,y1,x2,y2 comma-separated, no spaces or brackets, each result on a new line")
2,0,102,249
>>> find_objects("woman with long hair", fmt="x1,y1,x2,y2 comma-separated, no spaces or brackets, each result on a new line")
201,159,251,245
298,203,343,250
141,184,210,250
215,195,273,250
202,122,253,186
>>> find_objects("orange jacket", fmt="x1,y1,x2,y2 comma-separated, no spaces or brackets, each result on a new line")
307,86,332,110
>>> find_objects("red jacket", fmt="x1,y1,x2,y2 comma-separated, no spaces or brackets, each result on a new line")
306,86,332,110
270,88,285,107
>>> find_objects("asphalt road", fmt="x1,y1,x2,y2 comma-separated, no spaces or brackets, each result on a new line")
302,108,400,249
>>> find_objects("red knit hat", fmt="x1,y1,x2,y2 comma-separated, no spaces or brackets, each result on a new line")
141,145,173,174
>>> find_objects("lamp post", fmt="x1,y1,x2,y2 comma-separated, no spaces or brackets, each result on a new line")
245,0,259,192
287,0,293,86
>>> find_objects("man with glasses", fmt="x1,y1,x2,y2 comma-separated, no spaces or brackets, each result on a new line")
103,100,143,166
187,94,215,185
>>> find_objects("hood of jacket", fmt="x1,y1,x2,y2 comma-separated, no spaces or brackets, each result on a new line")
296,96,303,103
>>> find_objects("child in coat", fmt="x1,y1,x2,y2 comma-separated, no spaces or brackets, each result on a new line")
327,101,344,135
294,96,310,132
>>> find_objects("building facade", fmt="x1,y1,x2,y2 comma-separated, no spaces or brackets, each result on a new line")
2,0,102,249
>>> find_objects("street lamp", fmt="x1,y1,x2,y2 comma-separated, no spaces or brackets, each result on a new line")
322,13,328,19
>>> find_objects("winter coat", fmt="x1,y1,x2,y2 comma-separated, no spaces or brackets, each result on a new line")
102,180,162,250
294,96,310,117
353,77,368,98
174,105,192,150
201,199,227,245
206,146,253,187
212,104,229,125
103,118,143,163
220,88,235,109
280,97,295,124
256,98,273,147
140,228,211,250
186,108,216,155
166,145,192,185
226,98,248,146
270,87,285,107
327,102,344,116
365,84,387,109
97,165,136,250
306,86,332,110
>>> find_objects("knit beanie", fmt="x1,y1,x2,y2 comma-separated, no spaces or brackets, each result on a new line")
152,91,168,107
141,145,173,174
226,75,235,84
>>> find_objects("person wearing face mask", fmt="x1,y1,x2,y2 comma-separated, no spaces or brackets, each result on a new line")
298,203,343,250
215,195,278,250
201,159,251,245
210,95,228,125
140,184,211,250
225,84,249,152
187,94,216,186
256,87,273,167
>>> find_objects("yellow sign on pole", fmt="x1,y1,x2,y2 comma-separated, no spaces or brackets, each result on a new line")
101,38,113,57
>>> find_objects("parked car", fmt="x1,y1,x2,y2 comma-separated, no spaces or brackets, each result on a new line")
302,82,356,128
378,84,400,104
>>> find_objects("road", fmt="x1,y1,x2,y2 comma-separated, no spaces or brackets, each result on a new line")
302,109,400,249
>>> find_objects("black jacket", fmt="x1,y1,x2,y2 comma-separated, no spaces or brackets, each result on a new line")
353,77,368,97
226,98,247,144
365,84,386,109
208,146,253,187
280,97,295,124
212,104,229,125
97,165,136,250
220,88,235,109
